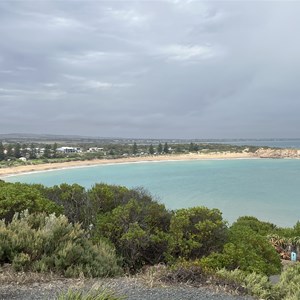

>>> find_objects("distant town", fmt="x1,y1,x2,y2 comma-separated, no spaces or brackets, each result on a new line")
0,133,263,166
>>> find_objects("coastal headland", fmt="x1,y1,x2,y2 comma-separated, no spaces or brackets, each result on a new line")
1,148,299,178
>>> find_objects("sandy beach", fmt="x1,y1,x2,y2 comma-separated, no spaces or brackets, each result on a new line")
0,152,255,178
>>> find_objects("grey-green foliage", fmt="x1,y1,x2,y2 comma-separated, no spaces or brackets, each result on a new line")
57,288,124,300
274,264,300,300
216,264,300,300
0,211,122,278
216,269,275,299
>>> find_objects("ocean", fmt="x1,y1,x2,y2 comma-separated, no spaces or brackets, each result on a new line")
6,158,300,227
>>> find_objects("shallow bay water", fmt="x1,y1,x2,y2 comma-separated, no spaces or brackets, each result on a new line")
6,158,300,227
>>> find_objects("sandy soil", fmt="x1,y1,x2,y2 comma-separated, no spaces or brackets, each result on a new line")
0,152,256,178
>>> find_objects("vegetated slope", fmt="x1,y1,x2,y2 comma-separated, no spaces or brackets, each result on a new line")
1,180,300,299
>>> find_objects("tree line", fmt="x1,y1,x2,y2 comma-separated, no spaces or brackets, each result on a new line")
0,141,60,161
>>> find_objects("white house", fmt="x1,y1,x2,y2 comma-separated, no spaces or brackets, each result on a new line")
57,147,81,153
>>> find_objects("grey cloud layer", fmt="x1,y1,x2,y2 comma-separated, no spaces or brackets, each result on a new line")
0,1,300,138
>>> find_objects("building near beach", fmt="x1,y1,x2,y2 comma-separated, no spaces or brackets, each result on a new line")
57,147,81,153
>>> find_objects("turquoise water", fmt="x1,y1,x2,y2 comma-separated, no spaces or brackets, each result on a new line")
5,159,300,227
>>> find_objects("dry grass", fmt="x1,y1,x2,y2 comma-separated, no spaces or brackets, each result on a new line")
132,264,246,296
0,263,65,284
134,264,168,288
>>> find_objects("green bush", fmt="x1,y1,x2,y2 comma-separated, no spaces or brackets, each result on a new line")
33,183,92,228
233,216,278,236
89,184,165,217
200,225,281,276
95,198,171,271
0,181,62,222
88,183,131,214
166,207,228,263
0,211,122,277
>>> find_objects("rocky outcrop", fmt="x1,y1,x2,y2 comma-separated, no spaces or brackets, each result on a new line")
255,148,300,159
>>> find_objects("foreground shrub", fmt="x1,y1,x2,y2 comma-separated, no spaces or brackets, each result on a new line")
0,181,62,222
0,211,122,277
95,198,171,271
233,216,278,236
159,261,300,299
166,207,228,263
200,225,281,276
216,269,275,299
88,183,133,214
274,264,300,300
216,265,300,300
33,183,92,228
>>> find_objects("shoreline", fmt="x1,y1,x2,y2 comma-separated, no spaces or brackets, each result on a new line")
0,152,255,178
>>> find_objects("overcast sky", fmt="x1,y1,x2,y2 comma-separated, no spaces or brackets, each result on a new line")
1,1,300,139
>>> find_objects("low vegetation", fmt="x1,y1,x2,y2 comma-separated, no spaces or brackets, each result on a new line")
57,288,124,300
0,140,262,169
1,180,300,299
0,210,121,277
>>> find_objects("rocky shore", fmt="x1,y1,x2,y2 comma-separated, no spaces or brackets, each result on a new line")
255,148,300,159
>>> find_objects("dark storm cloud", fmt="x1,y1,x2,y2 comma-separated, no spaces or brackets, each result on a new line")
0,1,300,138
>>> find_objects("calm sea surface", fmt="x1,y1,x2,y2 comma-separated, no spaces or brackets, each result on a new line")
5,159,300,227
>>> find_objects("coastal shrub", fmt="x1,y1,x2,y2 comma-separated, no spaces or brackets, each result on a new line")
95,198,171,271
162,261,300,299
277,221,300,238
274,264,300,299
0,181,62,222
233,216,278,236
215,265,300,300
0,211,122,277
200,225,281,276
166,207,228,263
216,269,276,299
33,183,92,228
88,183,131,214
88,184,160,216
34,183,164,231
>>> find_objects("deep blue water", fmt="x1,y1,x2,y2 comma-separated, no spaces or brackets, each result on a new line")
6,159,300,227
